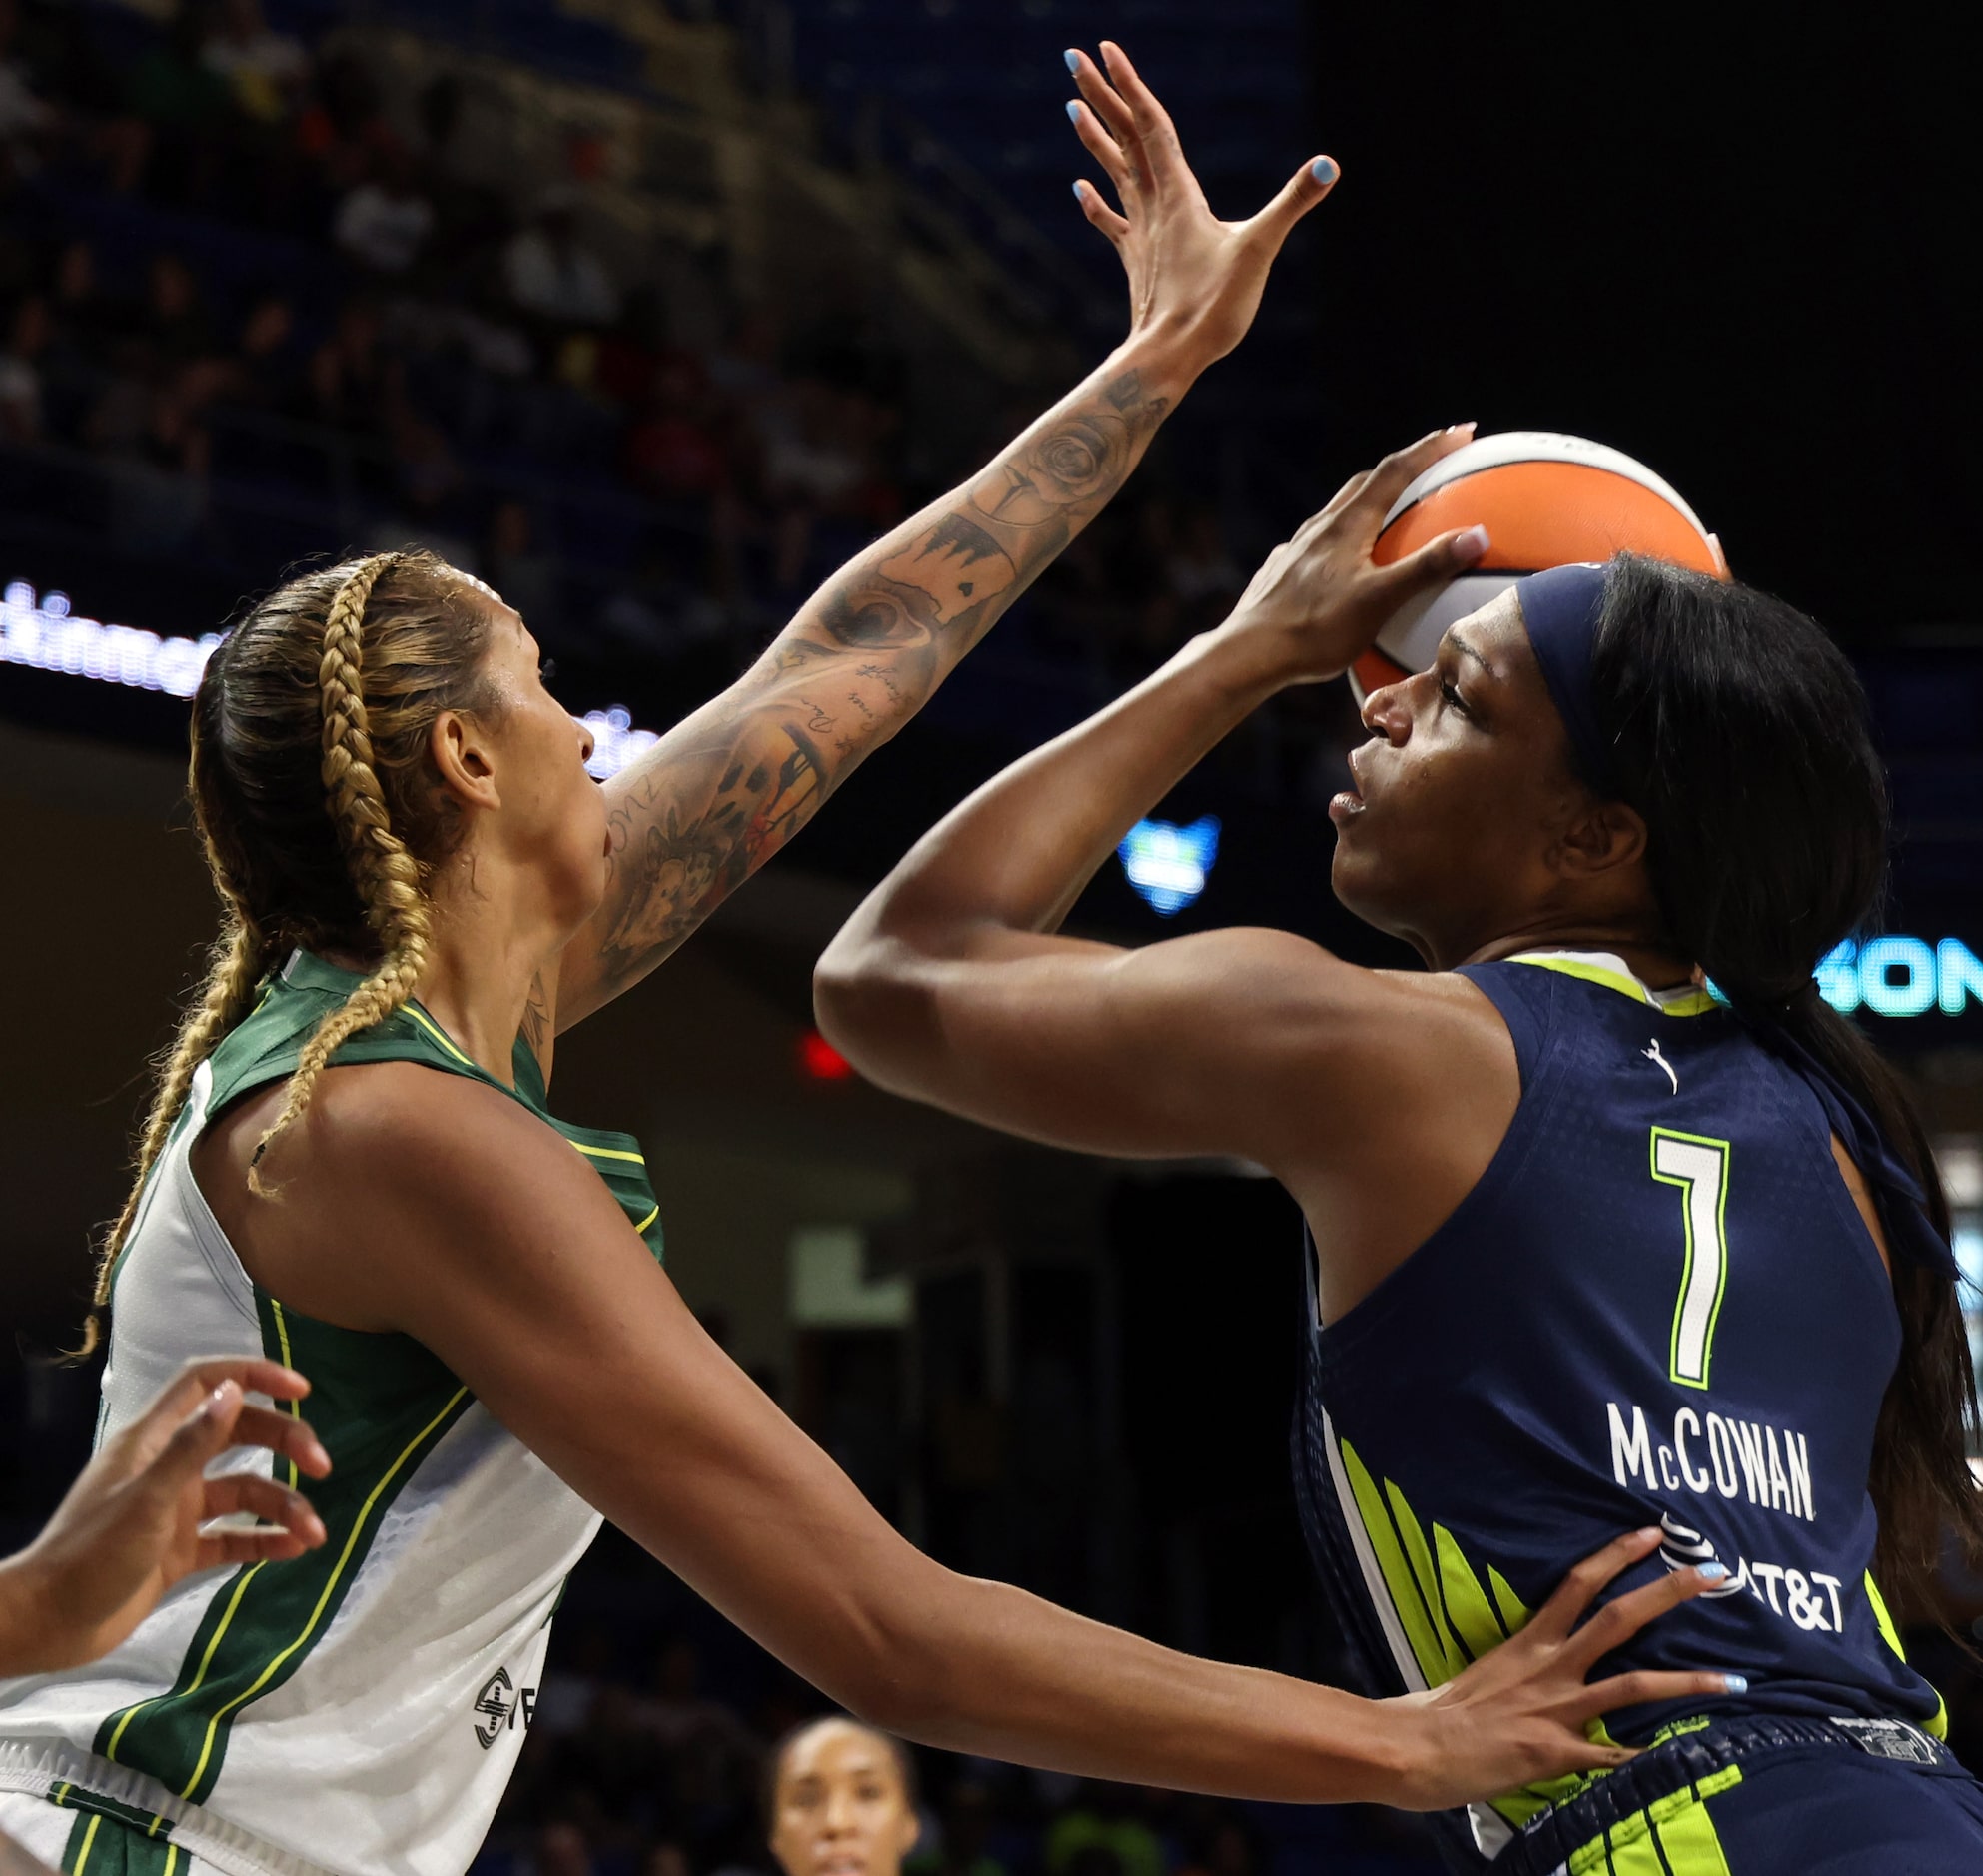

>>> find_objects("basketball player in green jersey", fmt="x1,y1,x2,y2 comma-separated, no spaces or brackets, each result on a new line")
0,46,1734,1875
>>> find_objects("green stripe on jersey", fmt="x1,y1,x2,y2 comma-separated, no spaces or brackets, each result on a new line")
94,1295,470,1803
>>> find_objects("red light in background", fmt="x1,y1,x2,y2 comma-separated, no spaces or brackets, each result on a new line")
798,1031,855,1081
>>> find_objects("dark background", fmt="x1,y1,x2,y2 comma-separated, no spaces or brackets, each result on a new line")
3,4,1982,1875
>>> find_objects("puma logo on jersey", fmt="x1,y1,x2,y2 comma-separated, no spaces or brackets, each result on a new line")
1642,1039,1678,1094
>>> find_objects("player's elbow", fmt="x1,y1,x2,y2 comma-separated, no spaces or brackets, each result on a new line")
812,936,928,1081
815,1579,958,1740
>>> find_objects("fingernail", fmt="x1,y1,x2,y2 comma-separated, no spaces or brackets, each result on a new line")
1066,100,1081,124
1311,156,1338,186
1447,421,1477,435
1454,524,1489,562
1636,1525,1662,1540
1063,49,1079,73
1722,1673,1748,1694
1071,181,1085,201
1696,1562,1730,1581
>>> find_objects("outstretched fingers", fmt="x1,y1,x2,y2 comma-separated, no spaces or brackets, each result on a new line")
1524,1525,1668,1644
1348,425,1477,528
1567,1667,1748,1735
1066,48,1140,161
1098,40,1181,166
1560,1555,1726,1673
1071,179,1130,246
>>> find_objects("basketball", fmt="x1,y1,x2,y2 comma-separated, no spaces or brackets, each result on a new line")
1351,431,1729,702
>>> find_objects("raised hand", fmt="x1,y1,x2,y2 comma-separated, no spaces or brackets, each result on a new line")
1065,41,1336,367
1221,425,1491,682
0,1358,330,1676
1386,1526,1743,1811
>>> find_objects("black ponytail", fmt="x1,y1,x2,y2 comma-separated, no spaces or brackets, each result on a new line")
1591,553,1982,1614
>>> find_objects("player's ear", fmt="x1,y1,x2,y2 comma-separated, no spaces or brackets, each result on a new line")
430,708,501,813
1553,797,1647,879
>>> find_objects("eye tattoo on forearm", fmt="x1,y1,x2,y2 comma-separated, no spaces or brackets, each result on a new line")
576,369,1171,999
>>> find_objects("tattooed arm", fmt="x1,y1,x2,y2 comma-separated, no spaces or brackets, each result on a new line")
536,43,1339,1054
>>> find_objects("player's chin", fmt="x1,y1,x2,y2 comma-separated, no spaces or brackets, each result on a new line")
1328,827,1387,918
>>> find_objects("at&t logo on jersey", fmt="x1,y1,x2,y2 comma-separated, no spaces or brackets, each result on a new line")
473,1666,539,1749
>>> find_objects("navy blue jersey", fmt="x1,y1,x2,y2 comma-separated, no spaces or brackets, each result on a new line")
1290,952,1943,1867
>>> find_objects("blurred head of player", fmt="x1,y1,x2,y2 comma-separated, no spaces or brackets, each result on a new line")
767,1717,920,1876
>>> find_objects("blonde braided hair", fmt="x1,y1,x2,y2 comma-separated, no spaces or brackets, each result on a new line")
88,548,496,1340
247,551,438,1183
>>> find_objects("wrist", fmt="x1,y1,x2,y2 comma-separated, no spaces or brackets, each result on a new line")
1109,329,1210,406
1361,1696,1439,1809
1181,616,1307,705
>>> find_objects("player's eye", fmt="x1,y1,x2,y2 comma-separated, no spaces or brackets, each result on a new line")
1438,675,1470,717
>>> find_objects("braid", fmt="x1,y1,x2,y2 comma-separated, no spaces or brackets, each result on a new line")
250,553,435,1187
84,907,267,1351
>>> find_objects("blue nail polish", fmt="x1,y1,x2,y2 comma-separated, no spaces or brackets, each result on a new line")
1071,182,1084,201
1697,1561,1730,1581
1311,156,1338,186
1066,100,1081,124
1722,1673,1749,1694
1064,49,1080,73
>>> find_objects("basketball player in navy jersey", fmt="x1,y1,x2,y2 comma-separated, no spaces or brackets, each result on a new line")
816,418,1983,1870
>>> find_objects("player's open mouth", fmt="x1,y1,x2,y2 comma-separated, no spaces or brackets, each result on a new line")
1329,744,1373,825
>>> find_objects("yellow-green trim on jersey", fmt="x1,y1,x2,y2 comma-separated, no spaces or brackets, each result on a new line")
1509,951,1721,1016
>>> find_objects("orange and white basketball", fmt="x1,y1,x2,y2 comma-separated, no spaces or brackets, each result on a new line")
1351,432,1728,703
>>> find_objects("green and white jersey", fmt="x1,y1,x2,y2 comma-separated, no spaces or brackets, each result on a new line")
0,952,665,1876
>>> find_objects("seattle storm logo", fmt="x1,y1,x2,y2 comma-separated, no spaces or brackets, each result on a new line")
473,1668,516,1749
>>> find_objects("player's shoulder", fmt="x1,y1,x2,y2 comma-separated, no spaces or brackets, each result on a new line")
273,1056,576,1204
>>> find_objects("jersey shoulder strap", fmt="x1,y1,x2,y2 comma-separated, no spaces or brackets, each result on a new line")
204,950,664,1258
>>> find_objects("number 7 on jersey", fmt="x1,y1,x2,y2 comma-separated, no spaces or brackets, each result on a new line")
1650,1128,1732,1391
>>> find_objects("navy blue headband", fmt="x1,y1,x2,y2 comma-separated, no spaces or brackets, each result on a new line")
1514,561,1618,798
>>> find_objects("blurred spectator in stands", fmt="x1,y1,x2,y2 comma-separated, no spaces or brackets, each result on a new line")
201,0,305,127
1171,1817,1259,1876
640,1635,758,1758
45,238,117,370
768,1718,920,1876
640,1845,692,1876
143,251,216,376
486,497,561,633
760,374,866,590
1044,1789,1161,1876
553,1683,666,1826
211,289,303,417
297,47,397,196
0,0,54,179
372,405,478,569
1164,505,1243,635
0,291,45,441
309,296,394,437
624,351,727,505
505,189,619,330
334,145,437,277
526,1822,596,1876
534,1619,617,1741
119,2,232,206
596,283,669,409
908,1778,1007,1876
417,71,505,275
